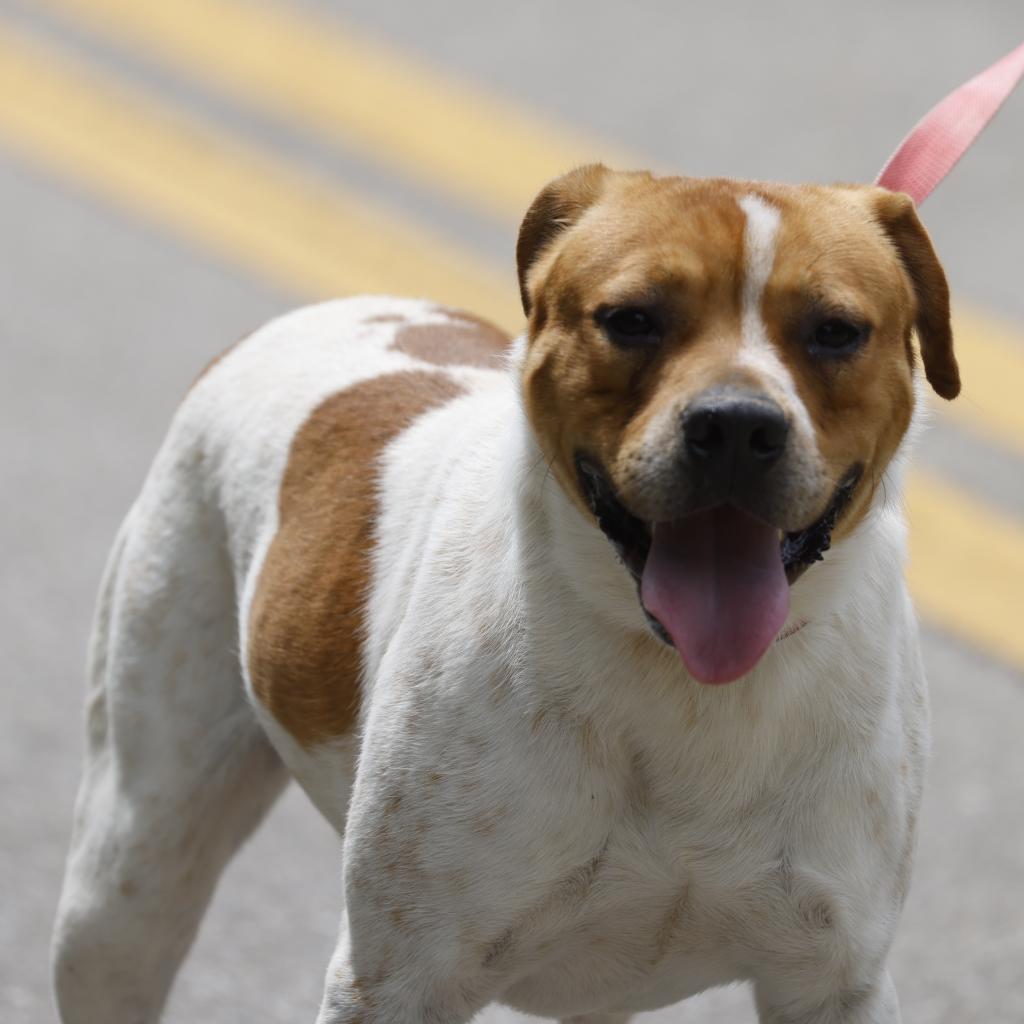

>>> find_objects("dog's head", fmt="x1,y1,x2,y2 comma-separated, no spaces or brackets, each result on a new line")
517,165,958,684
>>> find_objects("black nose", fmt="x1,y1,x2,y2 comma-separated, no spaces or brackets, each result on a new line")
683,392,789,476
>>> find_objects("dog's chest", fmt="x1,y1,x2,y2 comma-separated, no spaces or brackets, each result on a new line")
352,608,915,1019
471,696,913,1024
495,788,867,1017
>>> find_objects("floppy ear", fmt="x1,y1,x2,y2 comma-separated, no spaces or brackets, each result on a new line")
516,164,610,316
872,190,960,400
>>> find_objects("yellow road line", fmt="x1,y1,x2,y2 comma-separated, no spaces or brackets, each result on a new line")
947,309,1024,453
0,24,521,328
35,0,1024,456
0,25,1021,671
907,471,1024,668
37,0,625,221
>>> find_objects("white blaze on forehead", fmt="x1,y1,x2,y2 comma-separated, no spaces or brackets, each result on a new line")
736,193,815,439
738,193,781,349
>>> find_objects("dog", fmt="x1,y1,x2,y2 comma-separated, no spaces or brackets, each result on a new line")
53,165,959,1023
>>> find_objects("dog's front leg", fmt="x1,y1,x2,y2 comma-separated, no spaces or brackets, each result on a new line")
315,914,487,1024
754,969,900,1024
314,772,499,1024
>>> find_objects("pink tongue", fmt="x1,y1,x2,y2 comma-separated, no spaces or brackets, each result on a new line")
640,506,790,684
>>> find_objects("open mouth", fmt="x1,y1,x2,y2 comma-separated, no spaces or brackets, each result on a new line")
575,455,862,684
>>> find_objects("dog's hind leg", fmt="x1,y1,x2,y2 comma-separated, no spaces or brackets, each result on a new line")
52,483,288,1023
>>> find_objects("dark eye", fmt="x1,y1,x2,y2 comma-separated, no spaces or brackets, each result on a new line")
598,306,662,347
809,318,869,356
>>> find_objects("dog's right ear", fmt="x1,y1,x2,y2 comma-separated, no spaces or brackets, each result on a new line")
516,164,610,316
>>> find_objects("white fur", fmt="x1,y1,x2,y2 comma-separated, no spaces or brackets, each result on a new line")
53,295,926,1024
737,194,817,448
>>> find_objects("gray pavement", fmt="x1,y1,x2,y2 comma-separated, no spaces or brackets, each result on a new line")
2,2,1023,1022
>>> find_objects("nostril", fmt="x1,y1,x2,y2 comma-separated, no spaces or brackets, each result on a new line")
685,410,723,460
749,421,788,460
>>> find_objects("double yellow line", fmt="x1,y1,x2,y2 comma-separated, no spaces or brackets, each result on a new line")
3,1,1023,667
38,0,625,220
0,24,518,324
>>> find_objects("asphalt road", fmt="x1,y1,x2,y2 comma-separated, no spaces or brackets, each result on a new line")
2,2,1022,1022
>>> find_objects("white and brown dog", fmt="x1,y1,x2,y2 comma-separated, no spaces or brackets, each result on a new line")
53,166,960,1024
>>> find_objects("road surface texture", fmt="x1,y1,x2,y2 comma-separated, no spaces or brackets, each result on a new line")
1,1,1022,1022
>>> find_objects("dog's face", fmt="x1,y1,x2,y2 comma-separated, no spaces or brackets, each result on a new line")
517,166,958,684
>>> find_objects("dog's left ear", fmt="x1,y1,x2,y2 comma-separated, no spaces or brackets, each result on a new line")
872,190,960,400
516,164,610,316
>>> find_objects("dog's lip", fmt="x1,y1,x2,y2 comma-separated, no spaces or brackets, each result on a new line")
779,464,863,581
574,455,652,581
573,453,862,587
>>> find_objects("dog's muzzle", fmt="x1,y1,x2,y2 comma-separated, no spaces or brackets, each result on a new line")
574,401,862,685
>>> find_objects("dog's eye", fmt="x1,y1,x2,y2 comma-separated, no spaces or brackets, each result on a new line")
809,318,869,356
598,307,662,347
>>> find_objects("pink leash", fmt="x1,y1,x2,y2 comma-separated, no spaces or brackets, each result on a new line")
875,40,1024,203
778,42,1021,645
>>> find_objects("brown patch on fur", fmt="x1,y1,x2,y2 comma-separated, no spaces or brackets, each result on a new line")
363,313,408,325
444,307,513,341
390,311,509,368
248,371,463,748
